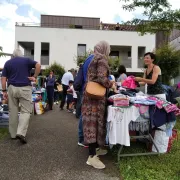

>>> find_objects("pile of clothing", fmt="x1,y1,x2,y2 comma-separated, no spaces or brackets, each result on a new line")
0,104,9,127
107,91,179,153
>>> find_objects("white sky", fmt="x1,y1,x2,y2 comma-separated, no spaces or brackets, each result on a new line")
0,0,180,67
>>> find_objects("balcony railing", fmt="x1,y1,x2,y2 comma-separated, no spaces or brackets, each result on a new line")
15,22,136,31
41,56,49,65
121,57,132,68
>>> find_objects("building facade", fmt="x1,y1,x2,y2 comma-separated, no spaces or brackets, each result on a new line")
169,29,180,84
15,15,156,72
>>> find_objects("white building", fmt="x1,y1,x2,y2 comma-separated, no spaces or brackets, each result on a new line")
15,15,156,72
169,29,180,84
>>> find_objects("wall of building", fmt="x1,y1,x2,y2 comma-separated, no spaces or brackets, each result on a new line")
170,37,180,50
15,26,155,72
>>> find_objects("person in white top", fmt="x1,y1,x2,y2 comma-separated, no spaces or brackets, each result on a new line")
67,80,77,114
60,69,75,110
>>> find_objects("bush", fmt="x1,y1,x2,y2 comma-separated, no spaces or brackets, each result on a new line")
155,44,180,85
74,50,121,73
42,62,65,79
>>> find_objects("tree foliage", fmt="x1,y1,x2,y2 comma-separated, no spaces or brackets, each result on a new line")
42,62,65,79
108,56,121,73
120,0,180,35
74,50,121,73
0,46,5,57
155,44,180,84
75,50,93,65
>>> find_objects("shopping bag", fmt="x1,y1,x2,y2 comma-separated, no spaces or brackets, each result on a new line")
57,84,63,92
122,76,137,89
35,102,45,115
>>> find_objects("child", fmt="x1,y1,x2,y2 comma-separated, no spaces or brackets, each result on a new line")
67,80,77,113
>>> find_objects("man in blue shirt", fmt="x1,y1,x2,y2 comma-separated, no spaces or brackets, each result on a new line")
1,49,41,144
78,54,94,147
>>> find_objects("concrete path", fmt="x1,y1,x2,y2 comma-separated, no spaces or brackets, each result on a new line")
0,106,120,180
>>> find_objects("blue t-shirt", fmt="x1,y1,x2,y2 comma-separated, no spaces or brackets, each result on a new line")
46,75,56,87
82,54,94,91
2,57,37,87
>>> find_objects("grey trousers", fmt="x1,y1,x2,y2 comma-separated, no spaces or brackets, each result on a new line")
8,85,33,138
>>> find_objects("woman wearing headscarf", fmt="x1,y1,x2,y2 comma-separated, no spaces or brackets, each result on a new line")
82,41,115,169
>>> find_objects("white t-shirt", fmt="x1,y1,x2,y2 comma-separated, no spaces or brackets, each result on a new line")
70,85,77,99
61,72,74,86
107,105,140,146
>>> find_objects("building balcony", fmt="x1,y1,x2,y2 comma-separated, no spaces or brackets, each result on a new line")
15,22,136,32
110,46,132,68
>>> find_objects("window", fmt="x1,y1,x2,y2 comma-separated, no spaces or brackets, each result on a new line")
110,51,119,57
77,44,86,56
75,25,83,29
128,51,131,57
31,50,34,55
41,42,50,65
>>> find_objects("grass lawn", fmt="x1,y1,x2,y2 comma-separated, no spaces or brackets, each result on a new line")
0,128,8,140
118,120,180,180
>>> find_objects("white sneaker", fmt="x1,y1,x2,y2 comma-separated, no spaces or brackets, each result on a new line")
86,155,105,169
78,142,89,148
96,148,108,156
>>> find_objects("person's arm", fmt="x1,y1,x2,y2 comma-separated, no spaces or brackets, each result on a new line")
139,70,146,86
136,66,160,85
33,63,41,78
96,59,113,89
70,73,74,81
28,60,41,81
1,65,8,100
119,74,127,84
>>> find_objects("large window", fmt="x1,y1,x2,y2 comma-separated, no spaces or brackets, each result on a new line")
110,51,119,59
41,42,50,65
77,44,86,56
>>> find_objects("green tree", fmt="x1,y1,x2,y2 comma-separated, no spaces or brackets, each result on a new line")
74,50,121,73
42,62,65,79
108,56,121,73
120,0,180,35
74,49,93,65
155,44,180,85
0,46,5,57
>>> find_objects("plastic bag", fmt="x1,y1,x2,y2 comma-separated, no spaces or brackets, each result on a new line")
122,76,137,89
35,102,44,115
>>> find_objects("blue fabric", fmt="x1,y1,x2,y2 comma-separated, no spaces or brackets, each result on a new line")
46,75,56,87
78,92,84,142
78,115,84,142
67,94,73,103
82,54,94,91
133,99,156,105
149,105,176,128
2,57,37,87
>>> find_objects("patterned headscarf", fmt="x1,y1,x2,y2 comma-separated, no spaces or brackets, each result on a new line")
94,41,110,59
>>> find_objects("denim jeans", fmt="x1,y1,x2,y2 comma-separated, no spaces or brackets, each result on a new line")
78,92,84,143
78,114,84,143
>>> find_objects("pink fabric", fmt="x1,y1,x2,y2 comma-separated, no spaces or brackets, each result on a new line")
156,100,164,109
164,104,178,113
113,99,129,106
177,82,180,89
122,76,137,89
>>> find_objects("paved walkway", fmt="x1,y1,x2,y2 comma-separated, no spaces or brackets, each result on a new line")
0,106,120,180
